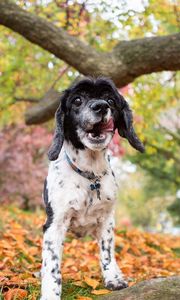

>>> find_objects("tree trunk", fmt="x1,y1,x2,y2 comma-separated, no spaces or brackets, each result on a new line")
100,276,180,300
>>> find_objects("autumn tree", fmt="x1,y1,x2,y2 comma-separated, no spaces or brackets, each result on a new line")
0,0,180,124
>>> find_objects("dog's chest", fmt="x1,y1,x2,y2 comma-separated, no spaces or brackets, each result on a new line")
67,172,116,237
49,157,116,237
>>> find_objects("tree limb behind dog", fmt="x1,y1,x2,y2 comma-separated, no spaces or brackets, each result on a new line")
0,0,180,88
0,0,180,124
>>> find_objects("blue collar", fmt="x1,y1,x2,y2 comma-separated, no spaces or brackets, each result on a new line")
65,151,96,181
65,152,102,196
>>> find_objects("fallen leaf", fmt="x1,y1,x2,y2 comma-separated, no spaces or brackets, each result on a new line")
1,206,180,299
74,281,86,287
91,289,111,295
84,276,99,289
0,276,8,283
4,288,28,300
77,297,93,300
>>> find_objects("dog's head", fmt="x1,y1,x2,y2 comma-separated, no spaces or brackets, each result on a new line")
48,77,145,160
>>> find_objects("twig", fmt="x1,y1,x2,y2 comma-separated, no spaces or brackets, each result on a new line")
50,65,70,90
14,96,40,103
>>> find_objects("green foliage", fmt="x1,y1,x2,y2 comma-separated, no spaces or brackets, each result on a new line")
120,71,180,224
62,281,96,300
129,72,180,188
0,0,179,126
117,170,174,228
168,197,180,225
0,26,72,125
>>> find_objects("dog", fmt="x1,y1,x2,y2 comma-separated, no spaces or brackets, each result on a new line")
40,77,144,300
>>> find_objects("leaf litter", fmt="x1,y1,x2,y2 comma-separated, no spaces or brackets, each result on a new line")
0,206,180,299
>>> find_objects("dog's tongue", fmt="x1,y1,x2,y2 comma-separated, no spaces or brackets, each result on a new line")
99,118,114,132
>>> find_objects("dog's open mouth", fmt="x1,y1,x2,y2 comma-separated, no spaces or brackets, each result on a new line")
86,118,114,143
87,132,107,143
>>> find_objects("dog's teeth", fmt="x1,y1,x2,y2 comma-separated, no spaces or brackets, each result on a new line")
88,133,106,141
100,134,105,139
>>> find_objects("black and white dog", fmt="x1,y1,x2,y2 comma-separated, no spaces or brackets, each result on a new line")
41,77,144,300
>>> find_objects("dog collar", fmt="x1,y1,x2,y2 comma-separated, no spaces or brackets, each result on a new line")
65,152,102,198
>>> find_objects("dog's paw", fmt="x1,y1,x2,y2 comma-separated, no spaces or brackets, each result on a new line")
105,279,128,290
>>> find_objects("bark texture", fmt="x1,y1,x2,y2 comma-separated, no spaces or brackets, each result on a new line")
0,0,180,124
100,276,180,300
24,89,61,124
0,0,180,87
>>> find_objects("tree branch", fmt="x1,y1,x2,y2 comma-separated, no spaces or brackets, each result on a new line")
0,0,180,88
112,34,180,84
14,96,40,103
24,89,61,125
161,127,180,145
0,0,103,79
0,0,180,124
137,161,179,185
147,142,180,163
50,65,70,90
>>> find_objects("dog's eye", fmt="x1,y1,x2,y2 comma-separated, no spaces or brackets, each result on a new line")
107,99,114,106
73,98,82,106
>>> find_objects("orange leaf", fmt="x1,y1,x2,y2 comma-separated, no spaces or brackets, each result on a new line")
73,281,86,287
0,276,8,283
128,281,135,287
91,289,111,295
84,276,99,289
4,288,28,300
77,297,93,300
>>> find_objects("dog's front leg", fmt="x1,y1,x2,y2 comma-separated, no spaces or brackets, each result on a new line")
97,213,128,291
40,222,67,300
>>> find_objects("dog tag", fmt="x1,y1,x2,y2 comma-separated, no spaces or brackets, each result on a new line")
90,180,101,200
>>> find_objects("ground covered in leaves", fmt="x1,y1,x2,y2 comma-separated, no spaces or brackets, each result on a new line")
0,206,180,300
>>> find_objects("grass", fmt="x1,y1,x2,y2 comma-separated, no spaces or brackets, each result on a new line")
62,281,97,300
0,282,97,300
172,247,180,258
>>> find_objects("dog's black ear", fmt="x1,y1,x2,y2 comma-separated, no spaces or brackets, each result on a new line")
48,92,67,161
116,95,145,153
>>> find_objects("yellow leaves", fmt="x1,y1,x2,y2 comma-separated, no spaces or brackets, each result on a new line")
166,158,175,168
146,146,157,154
161,245,173,253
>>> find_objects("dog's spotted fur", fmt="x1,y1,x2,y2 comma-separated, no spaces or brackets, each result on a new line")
40,77,144,300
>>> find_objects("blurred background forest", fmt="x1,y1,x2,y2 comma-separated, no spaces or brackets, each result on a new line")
0,0,180,232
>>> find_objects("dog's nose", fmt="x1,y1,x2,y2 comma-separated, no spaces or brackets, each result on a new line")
90,100,109,114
